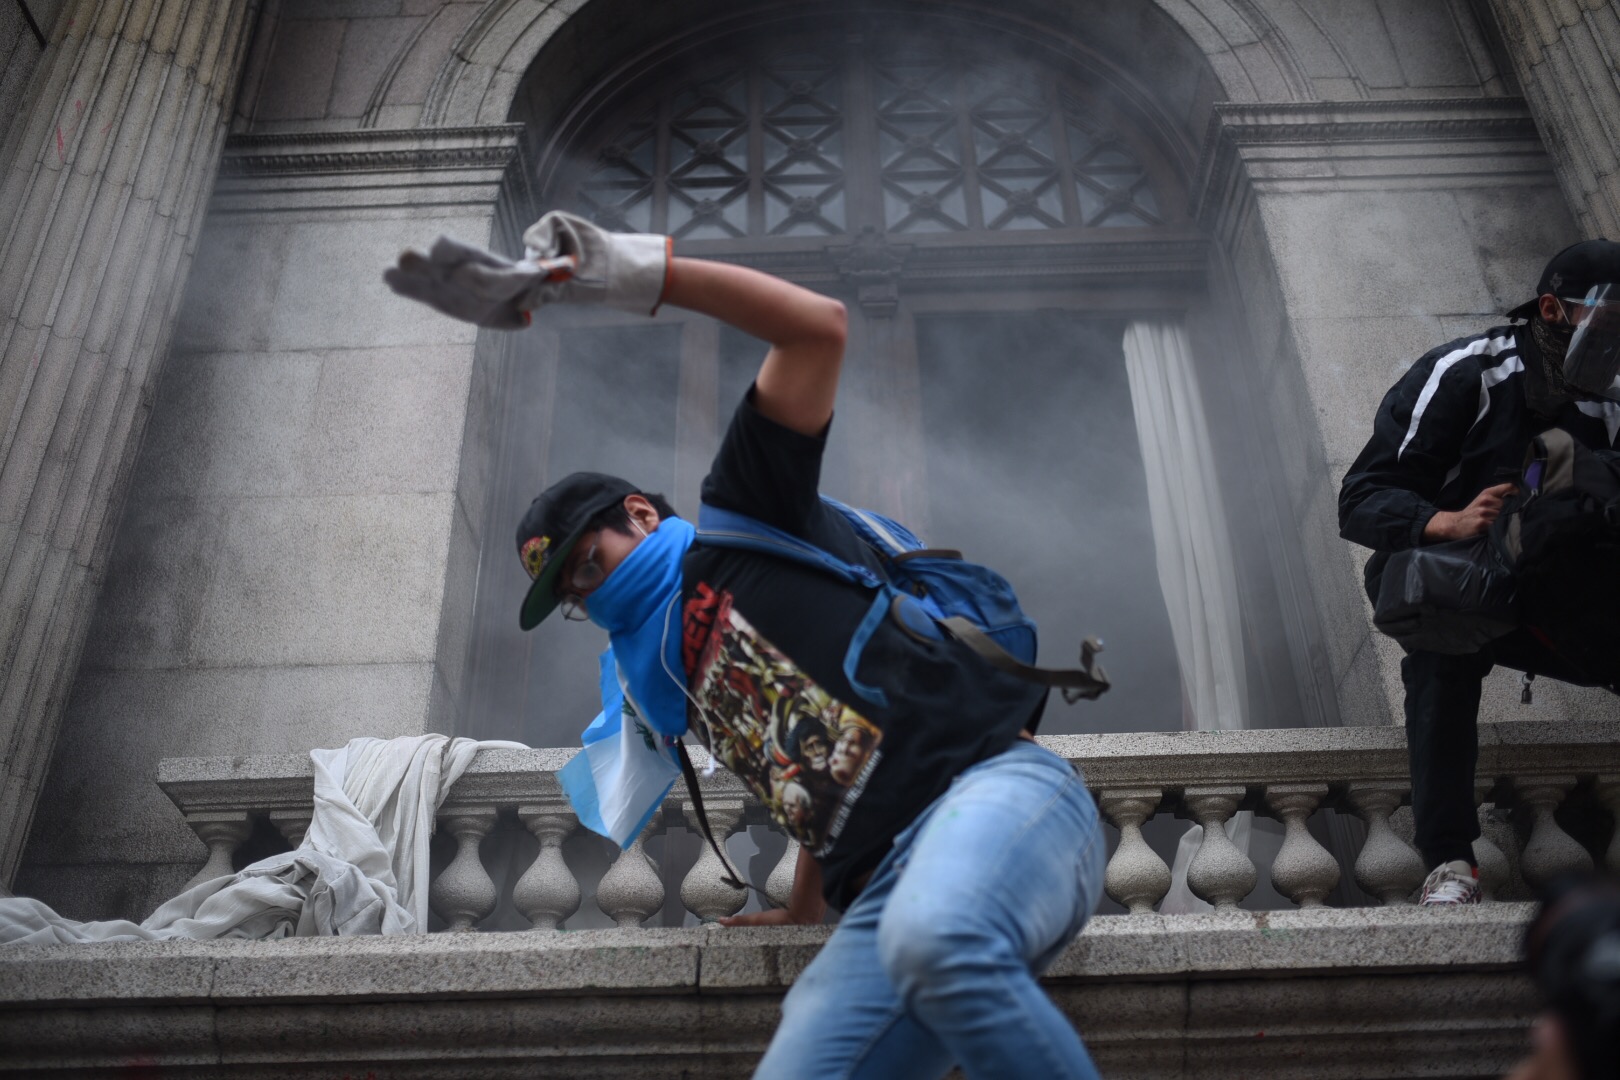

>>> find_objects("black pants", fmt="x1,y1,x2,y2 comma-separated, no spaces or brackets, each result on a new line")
1402,628,1594,869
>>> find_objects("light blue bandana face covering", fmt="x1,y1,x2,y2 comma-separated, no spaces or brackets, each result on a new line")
556,516,696,849
583,515,695,739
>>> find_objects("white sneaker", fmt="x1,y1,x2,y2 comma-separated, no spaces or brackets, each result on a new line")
1419,860,1481,905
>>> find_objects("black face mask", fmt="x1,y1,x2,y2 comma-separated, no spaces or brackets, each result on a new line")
1525,317,1577,418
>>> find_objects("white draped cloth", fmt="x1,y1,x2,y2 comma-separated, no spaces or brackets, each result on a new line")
0,734,522,946
1122,321,1255,914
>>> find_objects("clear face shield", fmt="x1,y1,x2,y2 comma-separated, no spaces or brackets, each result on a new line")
1562,283,1620,403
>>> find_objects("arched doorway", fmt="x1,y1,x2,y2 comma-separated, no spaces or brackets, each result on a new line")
463,7,1276,749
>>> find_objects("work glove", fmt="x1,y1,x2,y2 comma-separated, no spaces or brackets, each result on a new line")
383,211,670,330
520,210,671,316
382,236,575,330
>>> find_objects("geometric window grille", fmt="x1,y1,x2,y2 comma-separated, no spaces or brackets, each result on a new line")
761,48,847,237
565,26,1171,239
873,44,971,232
577,119,658,234
1065,94,1163,228
969,70,1069,231
577,45,847,240
664,72,751,239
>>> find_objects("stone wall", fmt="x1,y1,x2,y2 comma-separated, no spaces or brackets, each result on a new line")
15,124,526,919
0,0,259,891
1487,0,1620,237
1194,98,1597,726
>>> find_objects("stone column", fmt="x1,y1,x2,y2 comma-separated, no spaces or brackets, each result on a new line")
0,0,258,886
1487,0,1620,237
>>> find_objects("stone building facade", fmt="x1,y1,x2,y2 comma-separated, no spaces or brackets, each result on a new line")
1,0,1618,1074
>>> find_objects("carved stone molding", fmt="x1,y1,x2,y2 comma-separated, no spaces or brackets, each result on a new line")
825,227,912,315
826,229,909,278
1201,99,1539,151
1192,97,1553,239
218,126,527,177
211,125,527,215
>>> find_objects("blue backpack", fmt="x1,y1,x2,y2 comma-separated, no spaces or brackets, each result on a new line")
695,497,1110,707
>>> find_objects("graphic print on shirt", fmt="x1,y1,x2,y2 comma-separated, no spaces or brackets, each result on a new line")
689,589,883,854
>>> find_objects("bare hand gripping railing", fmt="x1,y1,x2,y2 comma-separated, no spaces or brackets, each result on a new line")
155,721,1620,930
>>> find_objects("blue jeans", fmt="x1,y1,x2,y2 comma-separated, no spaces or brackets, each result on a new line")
755,740,1106,1080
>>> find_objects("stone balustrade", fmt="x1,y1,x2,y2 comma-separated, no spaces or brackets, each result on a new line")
155,720,1620,930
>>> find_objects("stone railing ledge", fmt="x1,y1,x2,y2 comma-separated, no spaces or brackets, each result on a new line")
0,906,1532,1007
0,927,712,1006
1480,716,1620,772
1043,720,1620,792
157,722,1620,813
1048,902,1533,980
152,721,1620,930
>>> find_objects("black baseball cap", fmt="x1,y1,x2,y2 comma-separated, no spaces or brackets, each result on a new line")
1506,238,1620,320
516,472,642,630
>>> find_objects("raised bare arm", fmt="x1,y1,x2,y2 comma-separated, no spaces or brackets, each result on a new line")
660,257,847,437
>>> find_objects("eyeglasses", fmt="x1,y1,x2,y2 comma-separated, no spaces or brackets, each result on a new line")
556,538,604,622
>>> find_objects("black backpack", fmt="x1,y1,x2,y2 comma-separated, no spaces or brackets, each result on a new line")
1371,532,1518,655
1489,428,1620,687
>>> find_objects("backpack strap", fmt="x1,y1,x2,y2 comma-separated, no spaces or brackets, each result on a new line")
697,504,886,589
934,612,1111,703
670,744,745,893
699,502,1111,703
698,504,898,709
821,496,923,558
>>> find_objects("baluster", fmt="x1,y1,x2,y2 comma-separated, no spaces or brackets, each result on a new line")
681,796,747,921
1596,776,1620,874
1265,784,1338,908
1100,789,1170,915
1514,777,1594,888
1346,783,1426,904
181,812,252,892
1183,787,1256,911
514,803,580,931
1481,803,1530,901
1471,782,1510,901
269,809,312,850
597,818,664,928
767,836,802,910
429,807,498,932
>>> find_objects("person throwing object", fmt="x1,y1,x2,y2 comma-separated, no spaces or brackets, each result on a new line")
386,212,1107,1079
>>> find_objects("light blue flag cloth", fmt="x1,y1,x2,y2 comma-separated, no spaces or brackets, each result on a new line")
558,648,681,849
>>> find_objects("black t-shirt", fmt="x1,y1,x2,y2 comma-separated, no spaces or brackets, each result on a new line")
680,389,1048,908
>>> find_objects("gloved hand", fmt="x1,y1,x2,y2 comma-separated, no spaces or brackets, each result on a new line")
520,210,671,316
384,213,671,329
383,236,575,330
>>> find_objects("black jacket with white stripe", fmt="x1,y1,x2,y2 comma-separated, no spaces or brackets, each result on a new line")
1339,324,1620,583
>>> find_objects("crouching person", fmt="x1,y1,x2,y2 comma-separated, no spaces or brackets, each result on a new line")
1339,240,1620,906
387,213,1107,1079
